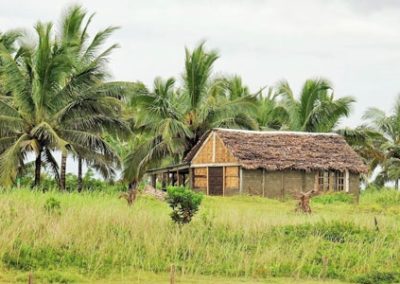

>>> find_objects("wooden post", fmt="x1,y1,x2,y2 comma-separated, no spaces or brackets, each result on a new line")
28,272,34,284
162,173,167,190
189,169,193,189
150,174,156,188
170,264,175,284
345,170,350,193
222,166,225,196
182,173,186,187
239,167,243,194
329,172,334,191
206,167,209,195
262,168,265,197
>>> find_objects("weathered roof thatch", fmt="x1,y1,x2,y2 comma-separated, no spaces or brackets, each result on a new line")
185,128,367,174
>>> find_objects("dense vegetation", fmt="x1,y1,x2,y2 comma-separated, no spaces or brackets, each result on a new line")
0,4,395,192
1,4,400,283
0,189,399,283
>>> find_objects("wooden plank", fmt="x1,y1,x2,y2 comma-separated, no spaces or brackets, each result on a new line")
191,163,240,168
206,167,209,195
212,133,216,162
222,166,225,196
191,132,213,164
208,167,223,196
239,167,243,194
262,168,265,197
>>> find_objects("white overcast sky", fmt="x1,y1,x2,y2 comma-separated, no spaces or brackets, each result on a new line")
1,0,400,128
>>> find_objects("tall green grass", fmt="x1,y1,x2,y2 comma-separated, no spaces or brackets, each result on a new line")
0,189,400,283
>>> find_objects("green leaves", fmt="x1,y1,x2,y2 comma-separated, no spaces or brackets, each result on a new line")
184,42,219,110
360,95,400,185
0,4,126,187
276,78,355,132
166,186,203,224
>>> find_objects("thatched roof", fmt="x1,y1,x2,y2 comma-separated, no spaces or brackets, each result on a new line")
185,128,367,174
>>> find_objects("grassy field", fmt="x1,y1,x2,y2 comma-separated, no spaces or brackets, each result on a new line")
0,189,400,283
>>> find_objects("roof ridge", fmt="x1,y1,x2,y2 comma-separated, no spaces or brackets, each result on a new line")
214,128,339,136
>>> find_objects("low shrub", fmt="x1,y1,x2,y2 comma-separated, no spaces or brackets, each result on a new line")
3,243,86,271
44,197,61,215
166,186,203,224
276,221,376,243
312,192,354,204
353,271,400,284
15,271,82,283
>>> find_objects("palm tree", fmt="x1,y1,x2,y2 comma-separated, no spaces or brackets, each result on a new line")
0,22,73,187
338,127,385,183
0,6,128,189
121,43,258,190
277,78,355,132
55,5,127,191
123,77,191,189
363,96,400,188
255,87,289,130
182,43,257,154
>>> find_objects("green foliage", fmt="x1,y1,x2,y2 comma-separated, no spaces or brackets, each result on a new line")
44,197,61,215
353,272,400,284
276,78,355,132
275,221,376,243
0,189,400,282
15,271,82,283
3,242,86,271
166,186,203,224
312,192,354,204
362,188,400,207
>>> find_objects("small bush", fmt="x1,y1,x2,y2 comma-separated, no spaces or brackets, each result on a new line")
16,271,82,283
276,221,375,243
166,186,203,224
44,197,61,215
313,192,354,204
353,271,400,284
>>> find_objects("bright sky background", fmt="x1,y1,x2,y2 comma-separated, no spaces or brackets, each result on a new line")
1,0,400,175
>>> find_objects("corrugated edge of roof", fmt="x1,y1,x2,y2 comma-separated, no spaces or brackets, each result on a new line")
214,128,340,136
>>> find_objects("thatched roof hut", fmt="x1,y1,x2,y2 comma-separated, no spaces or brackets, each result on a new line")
185,128,367,174
149,128,366,198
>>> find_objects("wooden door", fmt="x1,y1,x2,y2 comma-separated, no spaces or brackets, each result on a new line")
208,167,223,195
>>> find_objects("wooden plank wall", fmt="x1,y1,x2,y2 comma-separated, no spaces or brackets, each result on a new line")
192,133,237,164
191,132,240,195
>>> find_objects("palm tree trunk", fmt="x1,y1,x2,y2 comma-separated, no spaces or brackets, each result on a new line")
60,153,67,191
33,149,42,187
77,156,83,192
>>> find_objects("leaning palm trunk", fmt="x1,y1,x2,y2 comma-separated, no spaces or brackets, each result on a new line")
77,156,83,192
60,153,67,191
33,149,42,188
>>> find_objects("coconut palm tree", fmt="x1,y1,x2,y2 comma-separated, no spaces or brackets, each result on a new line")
122,44,258,190
255,87,289,130
277,78,355,132
338,127,385,183
55,5,128,191
362,96,400,188
0,22,72,187
0,6,128,189
123,77,191,189
182,43,257,154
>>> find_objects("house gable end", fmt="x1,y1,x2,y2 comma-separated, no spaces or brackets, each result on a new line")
191,131,238,165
